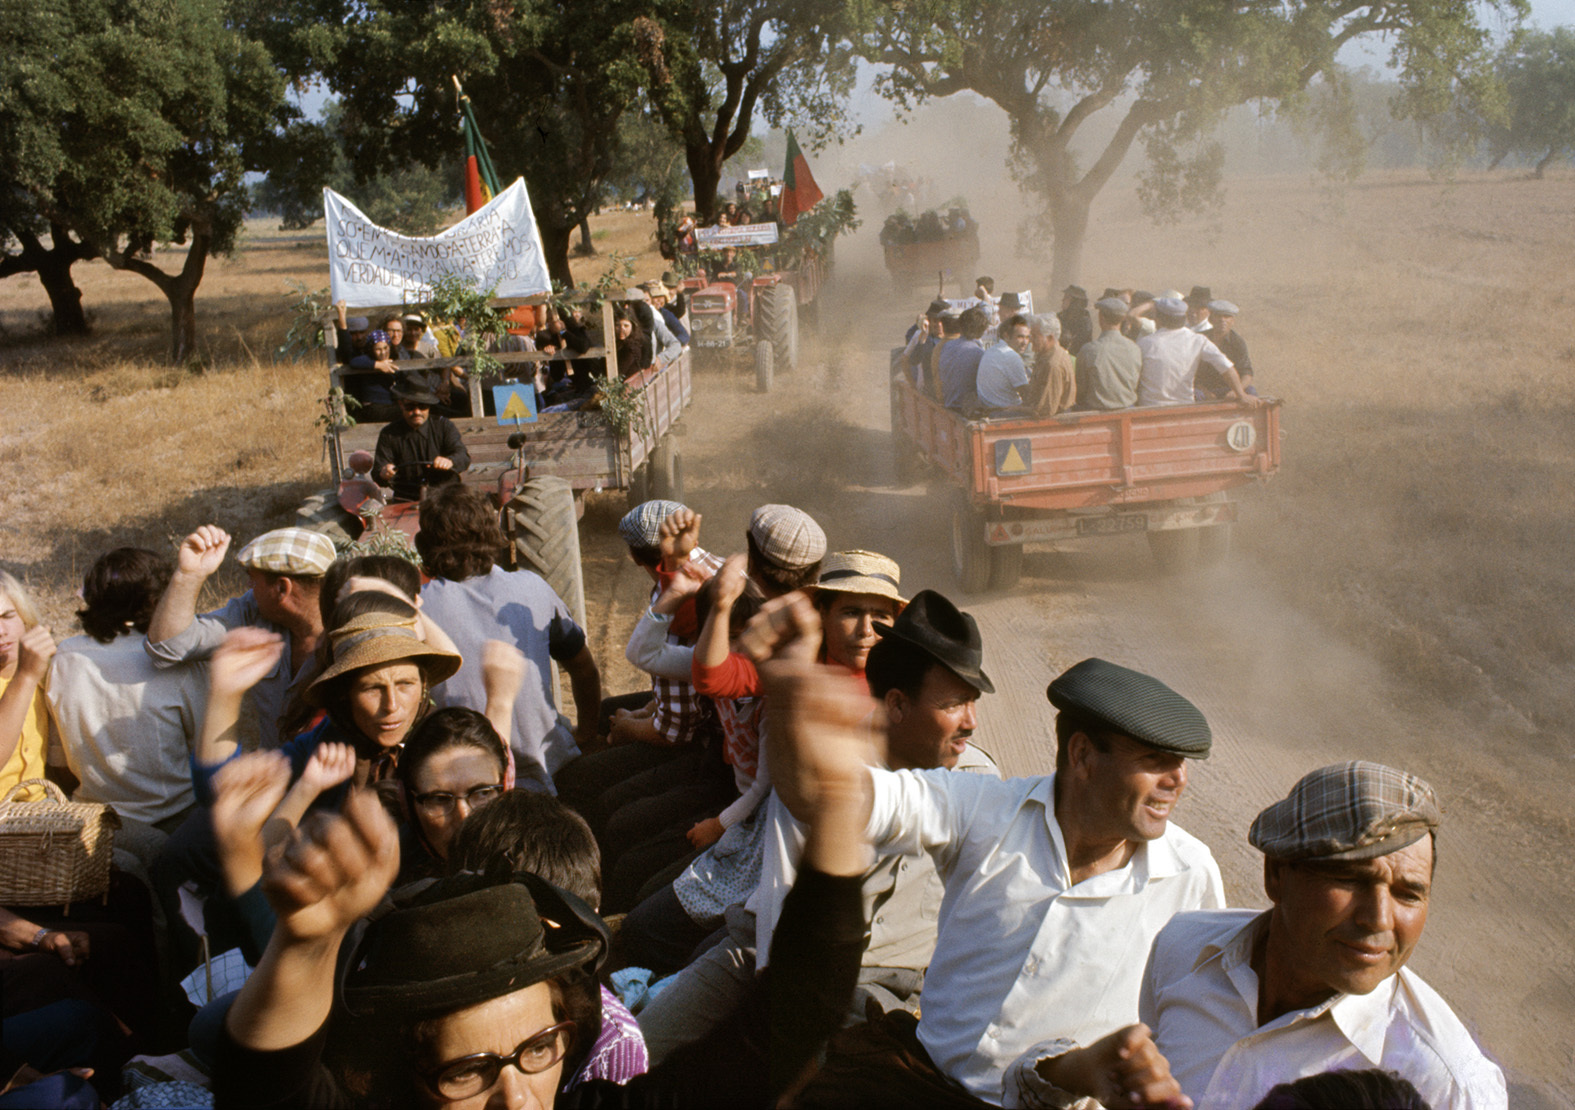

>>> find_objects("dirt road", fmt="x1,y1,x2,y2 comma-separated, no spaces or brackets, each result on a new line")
580,221,1572,1105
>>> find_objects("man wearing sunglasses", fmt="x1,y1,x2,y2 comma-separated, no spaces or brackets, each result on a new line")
374,372,470,502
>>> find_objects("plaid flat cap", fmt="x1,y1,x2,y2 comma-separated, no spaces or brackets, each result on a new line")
236,528,335,577
1250,761,1440,862
1047,657,1211,758
749,504,826,570
618,500,686,549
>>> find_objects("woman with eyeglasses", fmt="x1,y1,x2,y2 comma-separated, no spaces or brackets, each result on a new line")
395,707,508,881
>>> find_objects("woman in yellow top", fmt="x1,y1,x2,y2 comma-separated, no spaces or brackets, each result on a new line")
0,571,55,799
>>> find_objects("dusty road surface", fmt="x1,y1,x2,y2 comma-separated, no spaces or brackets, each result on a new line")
581,179,1575,1107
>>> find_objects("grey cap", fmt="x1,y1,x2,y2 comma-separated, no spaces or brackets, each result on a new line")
1047,657,1212,758
346,315,371,332
1250,761,1440,862
617,500,685,549
749,504,827,569
1095,296,1130,316
1154,296,1188,317
624,286,650,302
1207,299,1239,317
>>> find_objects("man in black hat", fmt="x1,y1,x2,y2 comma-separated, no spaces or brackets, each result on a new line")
1184,284,1213,334
1057,285,1093,359
374,372,470,501
634,590,1002,1065
768,646,1224,1103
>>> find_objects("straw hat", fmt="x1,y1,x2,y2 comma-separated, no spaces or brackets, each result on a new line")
816,550,906,605
305,612,461,706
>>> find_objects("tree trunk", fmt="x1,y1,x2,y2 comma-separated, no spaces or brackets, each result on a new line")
1048,195,1091,293
0,225,92,336
106,227,210,364
576,215,597,255
1534,149,1556,179
540,221,575,288
688,143,724,223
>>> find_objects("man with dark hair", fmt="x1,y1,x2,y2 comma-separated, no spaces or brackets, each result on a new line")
48,547,206,869
976,314,1035,411
145,525,333,751
416,484,600,791
1076,296,1144,410
634,590,1001,1064
1007,763,1505,1110
770,654,1224,1101
939,307,989,411
746,504,825,597
1184,284,1213,334
1057,285,1093,357
374,372,469,502
899,298,950,385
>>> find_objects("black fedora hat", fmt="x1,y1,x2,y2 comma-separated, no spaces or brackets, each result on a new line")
341,870,607,1018
391,371,442,407
874,589,993,694
1185,285,1212,307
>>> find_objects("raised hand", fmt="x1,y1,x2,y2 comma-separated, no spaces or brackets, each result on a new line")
262,788,400,945
658,507,702,566
212,751,292,897
299,742,356,795
1033,1024,1191,1110
712,553,749,609
175,525,232,580
653,563,705,614
209,627,285,700
15,625,57,682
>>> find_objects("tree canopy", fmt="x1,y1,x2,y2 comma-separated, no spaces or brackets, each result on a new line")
1485,26,1575,177
1,0,318,361
854,0,1527,288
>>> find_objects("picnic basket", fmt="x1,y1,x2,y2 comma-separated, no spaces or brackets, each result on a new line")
0,779,120,913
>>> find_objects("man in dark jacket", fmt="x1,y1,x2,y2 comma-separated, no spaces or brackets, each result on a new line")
374,373,470,501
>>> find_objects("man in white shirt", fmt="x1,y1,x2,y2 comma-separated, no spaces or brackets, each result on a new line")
770,652,1226,1103
975,314,1036,412
1006,762,1507,1110
1137,296,1259,408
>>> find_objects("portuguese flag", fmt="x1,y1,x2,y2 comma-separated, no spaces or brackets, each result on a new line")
460,94,501,215
779,128,823,227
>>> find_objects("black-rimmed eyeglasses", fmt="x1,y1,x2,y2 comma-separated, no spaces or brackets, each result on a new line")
420,1021,576,1100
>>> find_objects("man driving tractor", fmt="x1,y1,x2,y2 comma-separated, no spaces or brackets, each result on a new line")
374,372,470,501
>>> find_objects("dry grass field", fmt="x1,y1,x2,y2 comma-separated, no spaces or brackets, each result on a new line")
4,170,1574,1097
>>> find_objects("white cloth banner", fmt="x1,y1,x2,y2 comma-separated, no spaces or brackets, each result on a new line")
694,222,780,248
324,179,552,306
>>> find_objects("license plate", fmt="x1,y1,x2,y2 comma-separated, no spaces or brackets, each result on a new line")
1076,514,1147,536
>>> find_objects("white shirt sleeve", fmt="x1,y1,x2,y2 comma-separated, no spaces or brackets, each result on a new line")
865,766,971,874
624,608,693,681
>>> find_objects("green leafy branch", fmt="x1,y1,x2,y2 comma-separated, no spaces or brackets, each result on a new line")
594,373,653,441
276,281,332,363
423,273,510,382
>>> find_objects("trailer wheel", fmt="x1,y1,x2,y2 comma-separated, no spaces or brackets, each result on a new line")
892,432,920,485
505,477,586,627
758,283,797,372
1147,528,1199,575
951,493,993,594
652,433,683,501
990,541,1024,590
625,462,651,510
755,341,774,393
1196,523,1233,568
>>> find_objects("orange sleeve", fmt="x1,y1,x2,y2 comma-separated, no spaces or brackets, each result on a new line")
692,651,762,698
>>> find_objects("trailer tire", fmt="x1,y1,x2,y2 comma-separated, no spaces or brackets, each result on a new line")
990,541,1024,590
951,492,993,594
652,434,683,501
758,283,797,372
505,477,586,627
755,341,773,392
1196,522,1233,568
892,433,919,485
1147,528,1199,575
625,462,651,510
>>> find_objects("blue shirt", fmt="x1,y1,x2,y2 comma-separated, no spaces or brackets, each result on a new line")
975,341,1029,409
938,339,986,410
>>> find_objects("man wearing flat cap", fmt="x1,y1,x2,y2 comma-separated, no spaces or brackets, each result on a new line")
1201,298,1255,399
373,372,470,502
772,655,1224,1102
1138,296,1259,409
1007,762,1505,1109
146,525,336,751
1076,296,1143,410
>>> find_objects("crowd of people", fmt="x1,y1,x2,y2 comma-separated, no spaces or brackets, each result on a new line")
0,467,1506,1107
897,280,1262,419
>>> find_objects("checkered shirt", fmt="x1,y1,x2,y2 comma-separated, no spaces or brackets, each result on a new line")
650,546,725,744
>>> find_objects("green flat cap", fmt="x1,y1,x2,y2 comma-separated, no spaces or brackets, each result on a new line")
1047,657,1212,758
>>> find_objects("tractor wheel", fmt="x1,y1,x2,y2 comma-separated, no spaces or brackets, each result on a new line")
951,492,993,594
1147,528,1200,575
504,477,586,627
990,541,1024,590
758,283,798,372
755,341,774,393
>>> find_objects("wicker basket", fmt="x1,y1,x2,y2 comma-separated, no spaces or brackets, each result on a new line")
0,779,120,914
